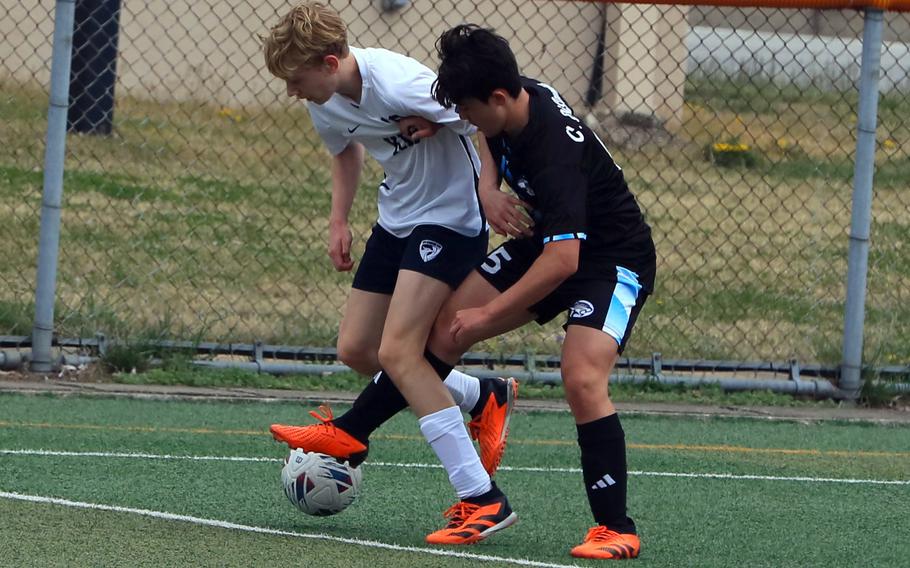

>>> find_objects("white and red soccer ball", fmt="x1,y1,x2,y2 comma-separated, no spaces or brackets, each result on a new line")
280,449,362,516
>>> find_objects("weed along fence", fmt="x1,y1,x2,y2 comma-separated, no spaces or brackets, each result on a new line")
0,0,908,397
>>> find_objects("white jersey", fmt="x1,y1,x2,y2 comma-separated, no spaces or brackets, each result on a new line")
307,47,483,238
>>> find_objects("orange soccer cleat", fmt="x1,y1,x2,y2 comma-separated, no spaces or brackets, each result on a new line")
425,493,517,545
570,526,641,560
270,405,369,467
468,377,518,476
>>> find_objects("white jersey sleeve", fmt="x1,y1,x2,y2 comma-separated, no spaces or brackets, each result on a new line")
308,108,350,156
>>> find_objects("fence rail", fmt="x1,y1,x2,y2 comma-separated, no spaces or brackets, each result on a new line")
1,0,908,391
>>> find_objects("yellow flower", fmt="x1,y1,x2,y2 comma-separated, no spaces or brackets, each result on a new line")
777,138,789,149
217,107,243,122
883,139,897,150
713,143,750,153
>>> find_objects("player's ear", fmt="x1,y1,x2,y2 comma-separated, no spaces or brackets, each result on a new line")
322,54,340,73
488,89,510,107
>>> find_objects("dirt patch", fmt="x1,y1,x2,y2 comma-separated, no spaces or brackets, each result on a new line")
2,363,100,381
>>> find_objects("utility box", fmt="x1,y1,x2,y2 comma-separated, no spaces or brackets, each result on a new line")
68,0,122,135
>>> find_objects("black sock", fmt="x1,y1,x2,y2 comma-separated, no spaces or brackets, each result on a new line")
577,413,636,534
425,349,454,380
464,480,504,504
468,378,491,417
332,350,453,443
332,371,407,443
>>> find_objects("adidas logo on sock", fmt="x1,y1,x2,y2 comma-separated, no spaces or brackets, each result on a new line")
591,474,616,490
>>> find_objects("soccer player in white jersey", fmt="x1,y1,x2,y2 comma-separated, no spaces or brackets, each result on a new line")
411,25,658,557
261,3,517,544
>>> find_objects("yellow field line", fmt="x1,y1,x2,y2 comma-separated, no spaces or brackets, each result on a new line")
627,443,910,459
377,434,910,459
0,420,263,437
2,420,907,459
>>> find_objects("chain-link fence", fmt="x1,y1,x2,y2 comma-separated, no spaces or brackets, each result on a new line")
1,1,908,373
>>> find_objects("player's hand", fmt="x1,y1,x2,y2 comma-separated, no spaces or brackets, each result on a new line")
450,306,492,344
327,220,354,271
399,116,442,141
479,186,534,237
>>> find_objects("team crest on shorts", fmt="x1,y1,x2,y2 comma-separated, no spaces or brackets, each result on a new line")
569,300,595,318
419,239,443,262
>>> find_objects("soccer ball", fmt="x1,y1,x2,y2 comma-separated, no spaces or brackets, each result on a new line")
280,449,362,516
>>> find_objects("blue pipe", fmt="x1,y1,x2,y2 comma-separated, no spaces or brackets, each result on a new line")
32,0,77,372
841,9,884,399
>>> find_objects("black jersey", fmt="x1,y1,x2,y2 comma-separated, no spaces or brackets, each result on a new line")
486,78,655,277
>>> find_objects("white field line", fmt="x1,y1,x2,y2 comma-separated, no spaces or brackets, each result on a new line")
0,491,581,568
2,449,909,486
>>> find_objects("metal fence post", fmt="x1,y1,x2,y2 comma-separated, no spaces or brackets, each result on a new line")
840,8,884,399
31,0,77,372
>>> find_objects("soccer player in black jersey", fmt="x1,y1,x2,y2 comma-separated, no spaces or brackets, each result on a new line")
412,24,658,559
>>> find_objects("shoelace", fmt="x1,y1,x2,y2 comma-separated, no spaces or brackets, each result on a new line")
584,526,621,543
441,501,480,529
308,404,335,424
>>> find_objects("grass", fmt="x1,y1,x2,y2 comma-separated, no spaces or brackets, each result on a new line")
1,75,909,367
0,300,33,336
1,499,444,568
1,393,908,567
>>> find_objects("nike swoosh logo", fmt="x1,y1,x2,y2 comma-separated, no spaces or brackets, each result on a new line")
347,125,360,133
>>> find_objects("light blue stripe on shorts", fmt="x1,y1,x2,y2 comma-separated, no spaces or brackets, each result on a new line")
602,266,643,345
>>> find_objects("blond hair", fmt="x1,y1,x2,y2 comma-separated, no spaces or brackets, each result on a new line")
262,2,349,79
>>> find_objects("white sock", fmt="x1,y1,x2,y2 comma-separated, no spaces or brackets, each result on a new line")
443,369,481,414
419,405,492,499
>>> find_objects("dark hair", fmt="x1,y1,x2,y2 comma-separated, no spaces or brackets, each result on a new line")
432,24,522,109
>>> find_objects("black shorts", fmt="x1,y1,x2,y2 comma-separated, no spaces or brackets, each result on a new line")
477,238,655,353
352,224,489,294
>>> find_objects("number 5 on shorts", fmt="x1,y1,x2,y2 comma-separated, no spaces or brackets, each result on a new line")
481,247,513,275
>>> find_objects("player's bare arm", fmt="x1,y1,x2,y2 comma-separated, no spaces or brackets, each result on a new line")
328,141,365,271
397,115,442,140
450,239,579,342
476,136,533,238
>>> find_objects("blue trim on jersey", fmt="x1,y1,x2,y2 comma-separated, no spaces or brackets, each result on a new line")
500,155,513,183
602,266,642,345
543,232,587,244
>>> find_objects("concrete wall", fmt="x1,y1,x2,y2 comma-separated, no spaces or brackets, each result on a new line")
603,4,690,130
1,0,689,127
688,25,910,93
1,2,55,88
689,6,910,42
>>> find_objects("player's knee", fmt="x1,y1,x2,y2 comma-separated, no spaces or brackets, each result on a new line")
427,321,461,362
337,340,379,376
379,338,431,383
376,341,412,378
562,373,609,403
